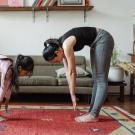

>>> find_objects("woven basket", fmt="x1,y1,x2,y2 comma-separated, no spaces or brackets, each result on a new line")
129,53,135,63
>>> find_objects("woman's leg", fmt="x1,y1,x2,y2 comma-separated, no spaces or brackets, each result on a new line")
89,48,97,112
75,30,114,122
90,30,114,117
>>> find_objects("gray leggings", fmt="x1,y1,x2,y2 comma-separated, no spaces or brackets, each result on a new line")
89,29,114,117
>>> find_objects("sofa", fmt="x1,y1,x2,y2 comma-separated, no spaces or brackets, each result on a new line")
8,55,93,95
0,55,126,102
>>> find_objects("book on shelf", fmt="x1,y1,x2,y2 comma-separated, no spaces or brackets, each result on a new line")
57,0,85,6
35,0,43,7
32,0,38,9
48,0,57,6
32,0,56,8
41,0,47,6
0,0,8,7
8,0,24,7
42,0,51,6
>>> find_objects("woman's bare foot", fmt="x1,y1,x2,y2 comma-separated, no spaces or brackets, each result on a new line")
75,113,99,123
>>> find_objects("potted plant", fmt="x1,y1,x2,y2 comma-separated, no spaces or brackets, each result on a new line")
108,47,124,82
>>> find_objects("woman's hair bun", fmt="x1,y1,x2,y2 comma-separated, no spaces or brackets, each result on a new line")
18,55,24,60
44,38,60,48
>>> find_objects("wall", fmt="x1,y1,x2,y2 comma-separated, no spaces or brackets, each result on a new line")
0,0,135,94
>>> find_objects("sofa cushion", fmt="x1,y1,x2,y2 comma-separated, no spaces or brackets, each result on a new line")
55,67,89,78
19,76,57,86
57,77,93,87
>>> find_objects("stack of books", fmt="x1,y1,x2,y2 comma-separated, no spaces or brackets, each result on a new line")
32,0,57,8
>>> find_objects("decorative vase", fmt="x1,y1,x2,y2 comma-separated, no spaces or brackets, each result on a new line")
108,66,124,82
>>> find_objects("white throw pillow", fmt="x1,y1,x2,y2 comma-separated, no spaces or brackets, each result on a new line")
55,66,89,77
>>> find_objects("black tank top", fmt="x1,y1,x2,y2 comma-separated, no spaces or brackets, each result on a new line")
59,27,97,51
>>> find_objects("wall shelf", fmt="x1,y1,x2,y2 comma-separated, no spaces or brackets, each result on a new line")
0,6,93,11
0,6,94,22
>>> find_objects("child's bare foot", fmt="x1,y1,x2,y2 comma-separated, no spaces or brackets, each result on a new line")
75,113,99,123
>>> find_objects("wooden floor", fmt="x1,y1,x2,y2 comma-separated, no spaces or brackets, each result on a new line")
10,93,135,115
105,95,135,114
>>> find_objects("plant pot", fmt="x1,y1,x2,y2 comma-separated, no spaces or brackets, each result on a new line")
108,66,124,82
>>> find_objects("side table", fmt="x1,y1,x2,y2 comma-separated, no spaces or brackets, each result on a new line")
128,53,135,98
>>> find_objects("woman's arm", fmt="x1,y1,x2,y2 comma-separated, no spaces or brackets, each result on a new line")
0,64,12,111
63,57,77,92
63,58,70,85
62,36,77,109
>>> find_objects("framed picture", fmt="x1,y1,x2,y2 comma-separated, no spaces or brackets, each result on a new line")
0,0,8,7
57,0,85,6
8,0,24,7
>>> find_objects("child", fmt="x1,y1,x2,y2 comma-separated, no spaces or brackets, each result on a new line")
0,54,34,112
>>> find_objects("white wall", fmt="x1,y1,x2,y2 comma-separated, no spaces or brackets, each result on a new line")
0,0,135,94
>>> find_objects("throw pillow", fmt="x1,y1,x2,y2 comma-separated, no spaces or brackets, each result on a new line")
56,66,89,78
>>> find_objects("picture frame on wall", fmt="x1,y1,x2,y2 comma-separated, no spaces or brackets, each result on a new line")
57,0,85,6
0,0,8,7
8,0,24,7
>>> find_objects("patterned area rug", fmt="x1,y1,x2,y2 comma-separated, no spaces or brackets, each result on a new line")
0,105,135,135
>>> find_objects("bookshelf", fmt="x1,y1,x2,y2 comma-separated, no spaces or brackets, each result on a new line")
0,6,93,11
0,6,93,22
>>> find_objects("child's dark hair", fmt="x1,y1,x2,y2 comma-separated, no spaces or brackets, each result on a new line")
43,38,61,61
12,55,34,91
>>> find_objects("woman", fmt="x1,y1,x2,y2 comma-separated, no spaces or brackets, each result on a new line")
0,54,34,112
42,27,114,122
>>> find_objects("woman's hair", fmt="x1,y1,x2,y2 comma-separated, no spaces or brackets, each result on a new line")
12,54,34,91
43,38,61,61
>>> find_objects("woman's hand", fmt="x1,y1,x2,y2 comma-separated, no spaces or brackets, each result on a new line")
71,94,77,110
